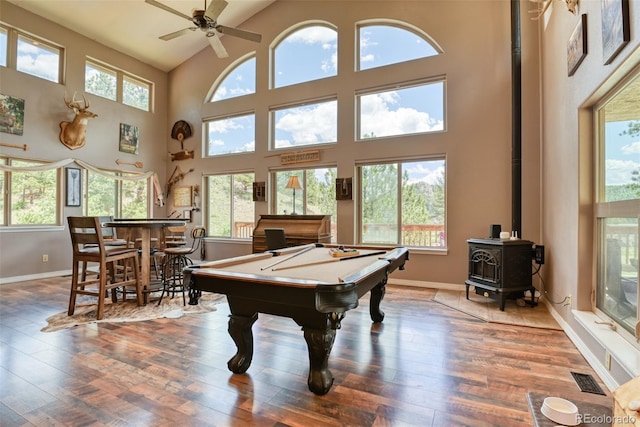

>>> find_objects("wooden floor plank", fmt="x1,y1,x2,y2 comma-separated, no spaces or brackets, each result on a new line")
0,277,611,426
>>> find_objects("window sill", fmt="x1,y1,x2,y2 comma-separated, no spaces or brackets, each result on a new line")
573,309,640,377
0,225,65,233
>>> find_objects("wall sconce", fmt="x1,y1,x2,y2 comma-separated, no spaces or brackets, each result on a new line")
253,181,266,202
285,175,302,215
336,177,352,200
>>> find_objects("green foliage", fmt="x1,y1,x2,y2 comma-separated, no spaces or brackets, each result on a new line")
10,162,56,225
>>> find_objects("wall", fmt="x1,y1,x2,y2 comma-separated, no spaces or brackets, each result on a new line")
538,0,640,386
0,2,169,280
168,0,542,286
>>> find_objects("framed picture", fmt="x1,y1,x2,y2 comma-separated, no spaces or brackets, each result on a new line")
0,94,25,135
568,14,588,77
119,123,140,154
65,167,82,207
601,0,630,65
173,186,193,207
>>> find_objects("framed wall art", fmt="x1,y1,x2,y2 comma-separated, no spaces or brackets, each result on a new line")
0,94,25,135
601,0,630,65
65,167,82,207
173,186,193,207
119,123,140,154
567,14,588,77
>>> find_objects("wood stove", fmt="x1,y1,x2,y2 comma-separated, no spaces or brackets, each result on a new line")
465,238,536,310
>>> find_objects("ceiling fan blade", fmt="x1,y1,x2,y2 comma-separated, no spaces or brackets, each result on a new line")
160,27,197,41
204,0,228,22
215,25,262,43
207,33,229,58
145,0,192,21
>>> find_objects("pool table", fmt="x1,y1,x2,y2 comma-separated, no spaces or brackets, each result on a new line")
185,243,409,395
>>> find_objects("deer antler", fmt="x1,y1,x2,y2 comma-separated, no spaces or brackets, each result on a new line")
64,91,89,111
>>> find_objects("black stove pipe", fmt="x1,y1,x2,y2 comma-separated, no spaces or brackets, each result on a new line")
511,0,522,237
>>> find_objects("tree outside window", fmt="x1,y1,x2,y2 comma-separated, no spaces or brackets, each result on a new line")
359,160,445,247
206,173,254,238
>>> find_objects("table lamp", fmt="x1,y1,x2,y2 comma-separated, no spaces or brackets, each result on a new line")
285,175,302,215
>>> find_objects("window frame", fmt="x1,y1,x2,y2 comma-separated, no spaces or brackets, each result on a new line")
356,158,446,249
203,171,256,239
85,58,153,112
84,168,150,219
1,25,64,84
356,78,446,141
270,97,338,150
0,157,61,228
592,67,640,342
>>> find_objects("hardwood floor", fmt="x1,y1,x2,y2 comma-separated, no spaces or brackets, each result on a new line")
1,277,611,426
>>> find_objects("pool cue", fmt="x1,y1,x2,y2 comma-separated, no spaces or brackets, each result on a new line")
260,245,314,270
272,250,386,272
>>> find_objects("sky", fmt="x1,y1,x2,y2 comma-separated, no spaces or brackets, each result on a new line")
605,120,640,188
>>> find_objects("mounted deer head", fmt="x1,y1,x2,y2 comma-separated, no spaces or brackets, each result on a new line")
59,92,97,150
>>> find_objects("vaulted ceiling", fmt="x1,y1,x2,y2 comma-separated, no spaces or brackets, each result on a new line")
5,0,274,72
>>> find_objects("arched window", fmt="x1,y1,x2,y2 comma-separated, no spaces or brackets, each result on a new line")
210,56,256,102
272,24,337,88
358,23,440,71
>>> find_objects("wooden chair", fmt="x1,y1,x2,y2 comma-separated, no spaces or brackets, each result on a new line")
265,228,287,250
67,216,143,320
158,227,206,306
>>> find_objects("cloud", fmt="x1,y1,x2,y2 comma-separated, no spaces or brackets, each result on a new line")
287,26,337,45
605,158,640,185
360,92,443,137
621,141,640,155
405,163,445,185
275,102,337,146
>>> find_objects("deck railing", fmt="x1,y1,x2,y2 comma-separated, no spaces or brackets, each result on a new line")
234,222,446,247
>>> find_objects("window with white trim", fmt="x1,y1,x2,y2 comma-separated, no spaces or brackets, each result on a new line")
0,158,59,226
205,113,256,156
594,68,640,338
357,80,445,140
358,159,445,247
205,172,255,238
85,59,152,111
272,24,337,88
272,99,337,149
85,169,149,219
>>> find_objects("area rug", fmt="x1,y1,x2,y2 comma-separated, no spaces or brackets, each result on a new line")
41,293,225,332
433,288,561,330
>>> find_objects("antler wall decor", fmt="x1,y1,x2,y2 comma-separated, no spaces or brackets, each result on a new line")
166,166,195,196
529,0,578,20
0,142,29,151
116,159,144,169
59,92,98,150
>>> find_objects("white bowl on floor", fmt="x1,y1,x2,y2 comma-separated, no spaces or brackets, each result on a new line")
541,397,580,426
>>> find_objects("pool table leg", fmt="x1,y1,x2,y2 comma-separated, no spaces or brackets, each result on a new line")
227,313,258,374
369,279,387,323
303,327,336,395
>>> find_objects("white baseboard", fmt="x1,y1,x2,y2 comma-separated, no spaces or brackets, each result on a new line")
0,270,71,285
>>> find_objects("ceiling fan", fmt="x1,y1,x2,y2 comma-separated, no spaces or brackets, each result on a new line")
145,0,262,58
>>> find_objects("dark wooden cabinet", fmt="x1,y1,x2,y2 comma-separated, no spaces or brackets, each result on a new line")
252,215,331,253
465,238,535,310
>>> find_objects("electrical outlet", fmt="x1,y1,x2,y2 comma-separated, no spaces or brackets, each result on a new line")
605,352,612,370
567,294,572,307
42,254,48,262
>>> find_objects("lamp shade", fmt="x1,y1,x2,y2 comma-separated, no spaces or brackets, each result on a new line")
285,175,302,190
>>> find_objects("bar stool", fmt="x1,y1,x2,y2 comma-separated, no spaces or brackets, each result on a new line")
158,227,206,305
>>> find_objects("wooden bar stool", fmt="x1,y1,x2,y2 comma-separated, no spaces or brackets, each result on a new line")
67,216,144,320
158,227,206,306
